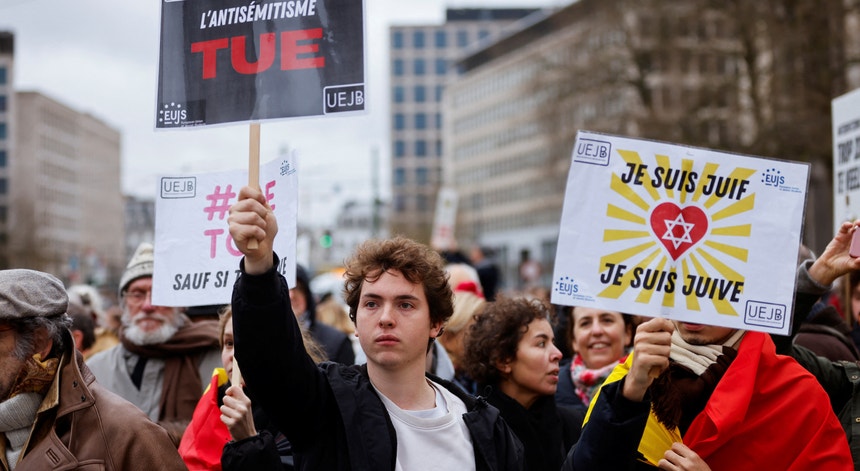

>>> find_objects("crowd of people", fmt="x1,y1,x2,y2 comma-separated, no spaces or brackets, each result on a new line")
1,184,860,469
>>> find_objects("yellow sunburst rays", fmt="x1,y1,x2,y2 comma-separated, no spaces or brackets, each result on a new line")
598,150,755,316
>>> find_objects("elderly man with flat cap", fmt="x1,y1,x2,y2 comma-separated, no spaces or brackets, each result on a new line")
87,242,221,445
0,269,186,470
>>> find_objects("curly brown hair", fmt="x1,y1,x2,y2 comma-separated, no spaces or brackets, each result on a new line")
463,296,556,387
343,236,453,327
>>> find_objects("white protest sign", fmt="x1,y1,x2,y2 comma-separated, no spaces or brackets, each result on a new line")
431,188,458,250
833,88,860,233
551,131,809,335
152,152,298,307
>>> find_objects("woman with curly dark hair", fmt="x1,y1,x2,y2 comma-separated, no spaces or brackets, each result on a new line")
463,296,584,471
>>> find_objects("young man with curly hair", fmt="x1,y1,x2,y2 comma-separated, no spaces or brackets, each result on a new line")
226,186,523,471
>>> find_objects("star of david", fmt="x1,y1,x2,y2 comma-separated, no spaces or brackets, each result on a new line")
661,213,695,249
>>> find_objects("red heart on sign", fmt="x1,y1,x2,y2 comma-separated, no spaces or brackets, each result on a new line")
649,202,709,260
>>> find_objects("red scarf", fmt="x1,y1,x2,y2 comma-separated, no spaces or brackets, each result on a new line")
570,353,625,408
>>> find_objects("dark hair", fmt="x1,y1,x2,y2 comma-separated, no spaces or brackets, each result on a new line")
68,301,96,351
463,296,555,387
10,315,73,360
343,236,453,327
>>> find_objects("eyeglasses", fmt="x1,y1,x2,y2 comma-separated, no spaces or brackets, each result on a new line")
124,289,152,305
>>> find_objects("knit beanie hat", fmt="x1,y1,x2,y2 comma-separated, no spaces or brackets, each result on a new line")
119,242,154,296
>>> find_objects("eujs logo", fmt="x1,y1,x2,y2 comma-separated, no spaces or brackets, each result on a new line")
554,276,579,297
761,168,784,188
159,103,187,126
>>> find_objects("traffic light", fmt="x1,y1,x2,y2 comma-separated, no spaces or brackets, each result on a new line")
319,230,333,249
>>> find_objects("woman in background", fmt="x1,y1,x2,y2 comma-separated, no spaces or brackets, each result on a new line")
555,307,635,412
463,296,582,470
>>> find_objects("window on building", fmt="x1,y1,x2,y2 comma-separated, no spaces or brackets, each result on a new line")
0,68,6,85
416,167,429,185
393,59,404,76
436,140,443,157
435,113,442,129
394,140,406,158
393,86,404,103
395,195,406,212
414,86,426,103
394,113,406,130
0,95,5,113
0,123,6,140
415,113,427,130
416,194,429,211
414,59,425,76
415,140,427,157
457,30,469,47
394,168,406,186
435,58,447,75
0,179,7,195
435,85,445,102
478,30,490,40
0,206,6,224
392,31,404,49
413,31,425,49
435,30,447,48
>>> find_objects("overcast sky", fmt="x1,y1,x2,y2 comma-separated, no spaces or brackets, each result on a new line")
1,0,564,224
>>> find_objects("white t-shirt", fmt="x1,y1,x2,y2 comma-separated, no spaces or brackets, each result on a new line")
375,380,476,471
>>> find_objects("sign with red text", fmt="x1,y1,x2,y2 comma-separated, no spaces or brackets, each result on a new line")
156,0,366,128
152,151,298,306
833,88,860,232
551,131,809,335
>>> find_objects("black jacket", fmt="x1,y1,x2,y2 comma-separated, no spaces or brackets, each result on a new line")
486,388,582,471
231,260,524,471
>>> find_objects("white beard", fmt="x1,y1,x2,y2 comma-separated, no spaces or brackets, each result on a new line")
122,308,182,346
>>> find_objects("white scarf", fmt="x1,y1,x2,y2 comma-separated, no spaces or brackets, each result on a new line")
0,392,43,469
669,329,745,376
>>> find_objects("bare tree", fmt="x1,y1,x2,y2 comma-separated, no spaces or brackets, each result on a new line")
532,0,859,252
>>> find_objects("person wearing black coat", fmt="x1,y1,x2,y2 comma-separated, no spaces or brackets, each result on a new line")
227,185,524,471
463,296,583,470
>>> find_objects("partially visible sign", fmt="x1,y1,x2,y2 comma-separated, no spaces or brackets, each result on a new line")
431,188,458,251
833,88,860,232
551,131,809,335
157,0,366,128
153,152,299,306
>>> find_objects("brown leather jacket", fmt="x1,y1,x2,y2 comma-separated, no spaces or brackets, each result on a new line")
9,331,186,470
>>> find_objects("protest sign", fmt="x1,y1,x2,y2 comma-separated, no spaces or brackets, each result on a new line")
156,0,366,128
833,88,860,232
152,152,298,306
431,188,458,250
551,131,809,335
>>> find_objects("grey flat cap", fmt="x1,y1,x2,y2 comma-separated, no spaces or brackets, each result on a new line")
0,269,68,320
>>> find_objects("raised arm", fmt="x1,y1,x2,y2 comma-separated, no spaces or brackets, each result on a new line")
228,185,335,451
807,220,860,287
